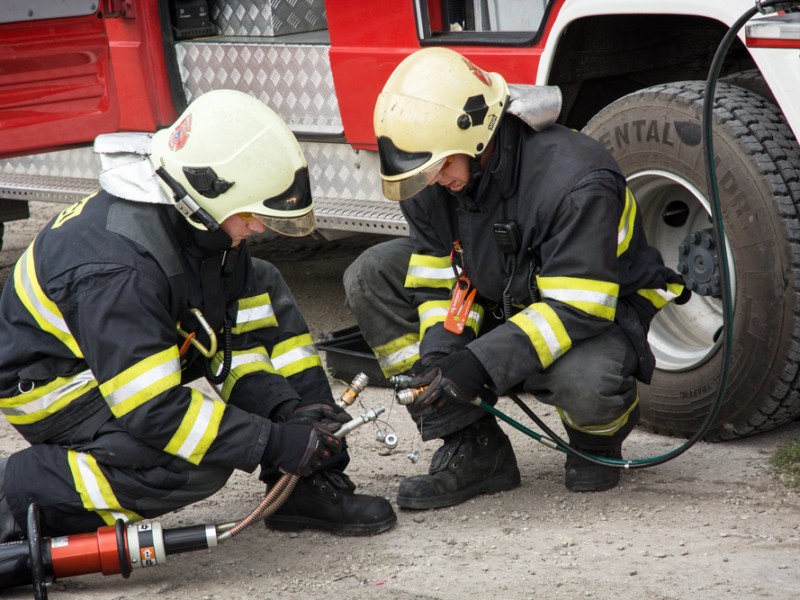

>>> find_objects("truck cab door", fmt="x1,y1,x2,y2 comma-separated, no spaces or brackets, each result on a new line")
0,1,120,159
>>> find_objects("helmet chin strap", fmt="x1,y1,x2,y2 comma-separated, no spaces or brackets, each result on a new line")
155,167,220,232
462,142,495,201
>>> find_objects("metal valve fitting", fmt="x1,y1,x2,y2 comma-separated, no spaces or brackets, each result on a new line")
337,372,369,407
333,406,386,439
395,386,426,405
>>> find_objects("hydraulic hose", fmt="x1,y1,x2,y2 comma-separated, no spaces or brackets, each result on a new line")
474,0,799,469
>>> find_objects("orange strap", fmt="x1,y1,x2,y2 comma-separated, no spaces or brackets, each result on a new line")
179,332,196,357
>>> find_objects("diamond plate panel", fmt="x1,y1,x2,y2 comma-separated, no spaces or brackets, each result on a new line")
0,143,405,234
176,41,342,135
0,147,99,179
302,142,384,202
210,0,327,36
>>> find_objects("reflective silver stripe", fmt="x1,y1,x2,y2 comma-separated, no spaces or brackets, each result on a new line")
541,287,617,308
519,306,564,361
2,369,95,417
419,304,448,322
212,349,275,398
104,358,180,409
467,308,483,327
237,303,275,324
220,349,273,374
74,453,130,522
271,344,316,372
617,192,634,246
378,342,420,372
18,247,72,336
175,394,222,460
654,288,679,302
407,264,456,281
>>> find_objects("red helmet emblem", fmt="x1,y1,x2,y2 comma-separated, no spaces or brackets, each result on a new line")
168,114,192,151
463,58,492,87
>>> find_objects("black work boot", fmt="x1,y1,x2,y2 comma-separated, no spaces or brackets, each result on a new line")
397,414,520,510
563,407,638,492
266,469,396,536
0,458,24,543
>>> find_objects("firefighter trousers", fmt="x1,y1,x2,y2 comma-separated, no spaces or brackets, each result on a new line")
344,237,641,441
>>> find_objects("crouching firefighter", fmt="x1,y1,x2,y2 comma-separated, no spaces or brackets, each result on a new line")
0,89,396,543
343,48,689,509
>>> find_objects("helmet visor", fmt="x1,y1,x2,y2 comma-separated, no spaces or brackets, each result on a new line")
381,156,451,201
242,209,317,237
240,167,316,236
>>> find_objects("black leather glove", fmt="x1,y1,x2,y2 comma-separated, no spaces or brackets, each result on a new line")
406,349,492,409
263,421,344,476
410,352,447,376
287,401,353,433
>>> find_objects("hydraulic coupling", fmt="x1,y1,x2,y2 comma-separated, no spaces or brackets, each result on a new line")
334,373,398,451
337,372,369,407
389,374,425,406
333,406,385,439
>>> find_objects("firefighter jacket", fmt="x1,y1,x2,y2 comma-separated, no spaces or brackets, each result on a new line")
0,191,331,474
398,116,684,391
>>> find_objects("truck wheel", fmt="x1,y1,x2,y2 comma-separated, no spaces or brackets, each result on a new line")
583,81,800,440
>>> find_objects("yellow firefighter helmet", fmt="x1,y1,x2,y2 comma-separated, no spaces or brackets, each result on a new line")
374,47,509,201
151,89,315,236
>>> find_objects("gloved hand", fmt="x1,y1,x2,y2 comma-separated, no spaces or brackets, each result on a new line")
263,421,344,477
405,349,492,409
410,352,447,376
287,401,353,434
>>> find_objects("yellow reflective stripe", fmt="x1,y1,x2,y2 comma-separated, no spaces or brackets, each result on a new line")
419,300,484,337
13,246,82,357
232,292,277,334
537,276,618,321
617,187,637,257
212,346,276,401
164,388,225,465
68,450,141,526
0,370,97,425
405,254,456,289
419,300,449,336
558,394,639,436
374,333,420,377
100,347,182,417
271,334,322,378
636,282,683,310
465,303,484,336
509,303,572,369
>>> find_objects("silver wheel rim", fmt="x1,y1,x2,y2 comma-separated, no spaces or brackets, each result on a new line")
628,170,734,372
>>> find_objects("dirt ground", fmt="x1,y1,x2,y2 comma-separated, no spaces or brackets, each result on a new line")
2,203,800,600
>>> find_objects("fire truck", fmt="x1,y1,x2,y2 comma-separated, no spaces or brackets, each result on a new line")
1,0,799,442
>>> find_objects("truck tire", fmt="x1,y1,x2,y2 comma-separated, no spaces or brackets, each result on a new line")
720,69,776,104
583,81,800,440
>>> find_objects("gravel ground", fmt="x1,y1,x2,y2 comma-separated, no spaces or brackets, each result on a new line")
1,203,800,600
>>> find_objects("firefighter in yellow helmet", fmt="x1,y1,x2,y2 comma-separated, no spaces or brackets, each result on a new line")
344,48,688,508
0,90,395,542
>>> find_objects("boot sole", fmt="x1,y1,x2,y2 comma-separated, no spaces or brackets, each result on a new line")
396,468,521,510
266,512,398,536
565,474,620,492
